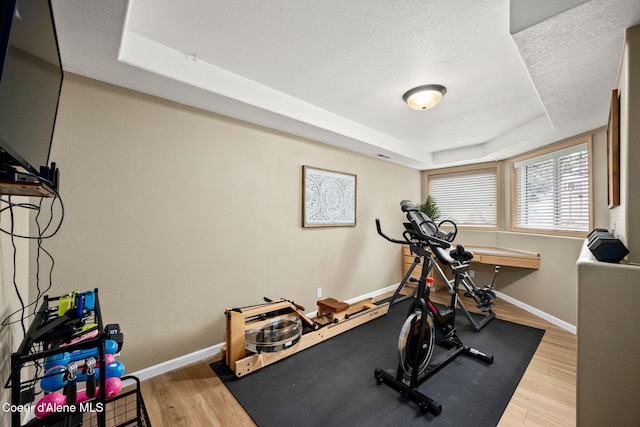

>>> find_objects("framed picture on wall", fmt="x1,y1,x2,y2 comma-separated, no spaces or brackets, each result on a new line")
302,166,357,227
607,89,620,208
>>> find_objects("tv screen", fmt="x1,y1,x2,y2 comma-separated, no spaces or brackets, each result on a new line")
0,0,62,179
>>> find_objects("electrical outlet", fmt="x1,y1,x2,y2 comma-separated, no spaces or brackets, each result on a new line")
317,288,322,298
469,270,475,278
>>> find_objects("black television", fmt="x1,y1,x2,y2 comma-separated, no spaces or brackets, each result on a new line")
0,0,62,197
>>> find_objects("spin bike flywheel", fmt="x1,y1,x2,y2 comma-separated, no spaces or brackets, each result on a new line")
398,310,435,377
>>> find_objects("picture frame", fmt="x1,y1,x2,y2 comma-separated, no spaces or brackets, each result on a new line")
607,89,620,208
302,166,357,227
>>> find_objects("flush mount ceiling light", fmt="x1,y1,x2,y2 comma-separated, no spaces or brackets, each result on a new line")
402,84,447,110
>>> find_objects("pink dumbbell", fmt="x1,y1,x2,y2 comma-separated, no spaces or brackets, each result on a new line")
34,377,122,418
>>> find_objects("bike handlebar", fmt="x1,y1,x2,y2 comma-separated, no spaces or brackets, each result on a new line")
375,218,451,249
375,218,409,245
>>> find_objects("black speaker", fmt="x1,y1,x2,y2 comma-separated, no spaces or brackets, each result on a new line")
587,229,629,263
587,228,610,245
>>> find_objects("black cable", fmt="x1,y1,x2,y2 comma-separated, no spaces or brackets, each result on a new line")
0,199,40,211
33,197,55,315
0,174,64,330
0,254,54,327
0,173,64,240
7,198,27,337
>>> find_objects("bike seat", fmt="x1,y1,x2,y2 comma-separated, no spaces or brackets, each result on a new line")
431,245,455,266
450,244,474,262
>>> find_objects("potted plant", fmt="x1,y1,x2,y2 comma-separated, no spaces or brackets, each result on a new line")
420,195,440,221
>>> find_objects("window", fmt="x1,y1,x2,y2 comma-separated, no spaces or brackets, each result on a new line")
511,137,591,236
425,163,500,228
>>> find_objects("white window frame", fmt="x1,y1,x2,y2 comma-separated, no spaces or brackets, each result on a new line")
423,162,501,230
510,136,592,237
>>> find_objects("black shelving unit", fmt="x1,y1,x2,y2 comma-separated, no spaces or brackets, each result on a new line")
4,289,150,427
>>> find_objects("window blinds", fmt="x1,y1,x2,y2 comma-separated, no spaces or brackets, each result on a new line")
514,142,589,232
428,168,497,226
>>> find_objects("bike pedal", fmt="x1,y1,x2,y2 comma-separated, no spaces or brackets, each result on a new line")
477,302,493,312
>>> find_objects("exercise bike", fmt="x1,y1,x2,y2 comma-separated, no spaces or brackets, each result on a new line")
374,200,494,416
388,210,499,331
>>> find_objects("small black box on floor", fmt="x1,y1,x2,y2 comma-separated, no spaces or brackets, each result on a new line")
587,229,629,263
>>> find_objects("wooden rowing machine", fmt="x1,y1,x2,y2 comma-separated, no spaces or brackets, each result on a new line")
224,297,389,377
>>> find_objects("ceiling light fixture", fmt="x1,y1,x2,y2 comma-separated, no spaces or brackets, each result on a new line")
402,84,447,110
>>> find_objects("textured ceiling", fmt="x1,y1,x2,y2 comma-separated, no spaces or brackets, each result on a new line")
50,0,640,169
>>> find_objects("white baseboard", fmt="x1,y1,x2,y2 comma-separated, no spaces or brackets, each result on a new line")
130,342,225,381
347,283,399,303
494,291,577,334
130,284,575,381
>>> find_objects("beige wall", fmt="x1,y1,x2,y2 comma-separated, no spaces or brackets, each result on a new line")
30,73,421,372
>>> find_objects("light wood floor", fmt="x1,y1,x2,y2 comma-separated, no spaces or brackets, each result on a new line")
139,288,576,426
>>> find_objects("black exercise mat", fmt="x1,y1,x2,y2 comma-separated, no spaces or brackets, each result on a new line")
211,300,544,426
